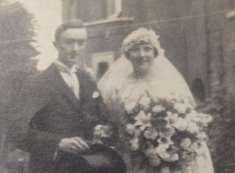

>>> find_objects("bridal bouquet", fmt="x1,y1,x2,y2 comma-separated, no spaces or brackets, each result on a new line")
123,95,212,168
93,124,113,145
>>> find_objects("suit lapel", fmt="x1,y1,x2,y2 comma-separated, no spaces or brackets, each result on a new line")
50,65,81,109
76,69,87,103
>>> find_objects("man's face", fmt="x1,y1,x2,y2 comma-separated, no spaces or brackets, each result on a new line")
55,28,87,68
127,43,155,76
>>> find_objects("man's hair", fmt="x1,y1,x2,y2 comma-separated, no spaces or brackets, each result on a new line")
54,19,86,42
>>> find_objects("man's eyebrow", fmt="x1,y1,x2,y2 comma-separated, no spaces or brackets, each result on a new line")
64,38,86,41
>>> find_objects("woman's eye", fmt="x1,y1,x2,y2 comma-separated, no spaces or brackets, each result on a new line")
129,47,138,52
64,39,86,45
144,47,153,52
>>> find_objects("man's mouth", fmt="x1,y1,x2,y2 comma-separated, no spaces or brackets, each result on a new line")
69,54,79,60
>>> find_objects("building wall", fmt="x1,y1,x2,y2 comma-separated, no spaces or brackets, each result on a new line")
63,0,232,100
224,9,235,104
63,0,235,172
63,0,106,21
121,0,219,98
85,19,134,78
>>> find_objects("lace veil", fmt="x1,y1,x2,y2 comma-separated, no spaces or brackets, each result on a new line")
98,28,195,107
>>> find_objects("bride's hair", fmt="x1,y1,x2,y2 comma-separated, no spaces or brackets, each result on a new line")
121,28,165,59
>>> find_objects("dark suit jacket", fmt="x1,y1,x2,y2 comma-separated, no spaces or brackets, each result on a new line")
21,64,110,173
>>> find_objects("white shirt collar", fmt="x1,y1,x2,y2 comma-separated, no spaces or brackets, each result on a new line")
54,60,79,74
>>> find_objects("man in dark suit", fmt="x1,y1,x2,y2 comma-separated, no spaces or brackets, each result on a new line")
20,19,111,173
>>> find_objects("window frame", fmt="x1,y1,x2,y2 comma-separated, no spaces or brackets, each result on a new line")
106,0,122,18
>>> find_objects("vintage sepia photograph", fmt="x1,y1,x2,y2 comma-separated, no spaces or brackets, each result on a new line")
0,0,234,173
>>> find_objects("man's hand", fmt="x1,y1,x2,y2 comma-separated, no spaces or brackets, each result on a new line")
58,137,90,154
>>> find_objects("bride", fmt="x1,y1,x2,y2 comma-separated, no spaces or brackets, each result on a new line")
98,28,214,173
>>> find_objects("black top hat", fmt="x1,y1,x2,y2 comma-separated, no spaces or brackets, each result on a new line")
53,144,126,173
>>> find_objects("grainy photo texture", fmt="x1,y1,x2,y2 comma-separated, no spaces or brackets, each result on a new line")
0,1,234,173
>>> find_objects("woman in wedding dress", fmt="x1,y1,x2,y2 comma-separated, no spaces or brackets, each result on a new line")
98,28,214,173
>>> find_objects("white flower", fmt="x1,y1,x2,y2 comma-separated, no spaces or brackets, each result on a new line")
152,105,165,113
149,155,162,167
197,113,213,125
174,102,188,114
145,146,162,166
181,152,196,163
124,102,137,114
94,125,112,138
139,96,151,109
160,167,171,173
157,136,174,148
168,153,179,162
172,118,188,131
126,124,136,135
156,144,168,155
196,132,207,140
190,142,204,154
145,145,156,156
187,111,213,126
186,122,200,134
156,144,179,162
161,126,176,137
92,91,100,99
165,112,178,124
144,127,159,140
130,138,139,151
186,110,199,122
134,111,152,130
180,138,192,150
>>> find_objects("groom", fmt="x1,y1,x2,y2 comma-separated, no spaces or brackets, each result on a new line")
21,20,110,173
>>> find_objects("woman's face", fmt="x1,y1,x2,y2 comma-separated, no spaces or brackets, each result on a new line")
127,43,155,77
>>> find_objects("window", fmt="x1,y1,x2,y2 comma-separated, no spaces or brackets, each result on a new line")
106,0,122,18
91,52,114,79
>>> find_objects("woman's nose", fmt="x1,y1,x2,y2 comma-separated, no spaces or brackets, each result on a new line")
137,48,145,57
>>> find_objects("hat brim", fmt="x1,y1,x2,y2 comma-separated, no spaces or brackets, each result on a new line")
54,144,126,173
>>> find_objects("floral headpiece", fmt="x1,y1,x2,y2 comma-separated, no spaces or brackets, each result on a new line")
122,28,164,57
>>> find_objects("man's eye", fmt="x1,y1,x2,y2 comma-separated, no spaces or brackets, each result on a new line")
65,40,74,44
64,39,86,45
77,40,85,45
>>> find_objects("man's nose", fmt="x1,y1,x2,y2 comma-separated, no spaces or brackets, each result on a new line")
72,43,80,51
